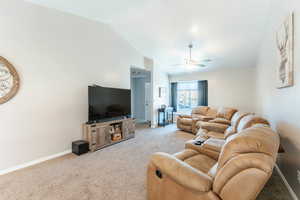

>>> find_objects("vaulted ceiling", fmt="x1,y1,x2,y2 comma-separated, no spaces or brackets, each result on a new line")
26,0,271,74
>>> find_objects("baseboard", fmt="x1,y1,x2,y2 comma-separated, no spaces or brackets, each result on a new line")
0,149,72,176
275,164,299,200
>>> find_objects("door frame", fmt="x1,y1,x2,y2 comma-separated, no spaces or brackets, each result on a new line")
145,82,152,122
130,67,153,126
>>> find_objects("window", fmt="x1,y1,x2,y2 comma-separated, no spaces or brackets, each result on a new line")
177,81,198,111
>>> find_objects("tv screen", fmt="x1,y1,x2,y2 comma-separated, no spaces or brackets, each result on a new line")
88,85,131,122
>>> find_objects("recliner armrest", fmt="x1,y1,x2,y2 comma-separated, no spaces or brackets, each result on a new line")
201,122,229,133
185,140,220,160
150,152,213,192
178,115,192,118
202,138,225,152
200,116,215,122
209,118,231,125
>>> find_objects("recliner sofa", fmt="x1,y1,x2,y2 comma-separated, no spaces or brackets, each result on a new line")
195,114,269,141
185,115,270,160
147,125,280,200
177,106,238,134
193,111,252,139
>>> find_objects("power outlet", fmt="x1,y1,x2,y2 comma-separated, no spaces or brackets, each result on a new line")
297,170,300,184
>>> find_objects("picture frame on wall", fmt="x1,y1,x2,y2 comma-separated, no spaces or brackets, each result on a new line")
276,13,294,89
0,56,20,104
159,87,166,98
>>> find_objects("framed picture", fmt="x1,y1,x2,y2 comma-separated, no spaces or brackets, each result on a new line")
0,56,20,104
158,87,166,98
276,13,294,89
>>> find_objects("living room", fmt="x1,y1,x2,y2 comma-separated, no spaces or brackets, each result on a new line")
0,0,299,200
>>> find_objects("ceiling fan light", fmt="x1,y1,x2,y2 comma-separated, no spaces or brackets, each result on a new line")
190,25,199,34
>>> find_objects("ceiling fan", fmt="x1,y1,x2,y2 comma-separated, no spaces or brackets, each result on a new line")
172,44,211,67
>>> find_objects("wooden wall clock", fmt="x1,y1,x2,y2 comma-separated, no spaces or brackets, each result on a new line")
0,56,20,104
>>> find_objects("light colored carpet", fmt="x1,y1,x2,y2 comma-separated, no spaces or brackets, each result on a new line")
0,125,193,200
0,124,292,200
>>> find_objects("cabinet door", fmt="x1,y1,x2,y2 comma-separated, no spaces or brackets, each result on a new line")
90,128,98,151
104,126,112,144
96,126,107,148
122,121,129,139
123,120,135,139
128,120,135,138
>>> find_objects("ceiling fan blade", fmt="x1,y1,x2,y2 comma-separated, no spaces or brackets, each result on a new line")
195,64,206,67
168,44,211,67
191,59,212,63
189,59,211,64
200,59,212,62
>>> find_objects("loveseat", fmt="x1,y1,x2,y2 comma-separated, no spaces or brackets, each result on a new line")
147,124,280,200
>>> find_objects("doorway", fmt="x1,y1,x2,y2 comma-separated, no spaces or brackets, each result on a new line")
130,67,152,126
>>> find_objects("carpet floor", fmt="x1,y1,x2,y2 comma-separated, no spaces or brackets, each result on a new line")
0,125,292,200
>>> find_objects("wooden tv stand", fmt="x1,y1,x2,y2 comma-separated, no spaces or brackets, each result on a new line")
83,118,135,152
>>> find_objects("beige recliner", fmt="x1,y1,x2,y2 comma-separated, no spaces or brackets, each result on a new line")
196,113,269,140
147,125,280,200
177,106,237,134
194,111,251,139
185,115,270,160
176,106,211,133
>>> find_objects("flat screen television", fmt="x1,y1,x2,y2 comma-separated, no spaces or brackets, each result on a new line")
88,85,131,122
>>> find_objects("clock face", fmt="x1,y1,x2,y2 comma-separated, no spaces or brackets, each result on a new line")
0,57,20,104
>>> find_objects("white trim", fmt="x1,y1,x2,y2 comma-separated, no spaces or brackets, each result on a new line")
275,164,299,200
0,149,72,176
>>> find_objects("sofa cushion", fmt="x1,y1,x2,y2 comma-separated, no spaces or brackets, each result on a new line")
206,131,225,140
175,150,217,173
184,154,217,174
174,149,199,160
230,112,252,131
180,118,193,125
191,114,205,119
218,126,279,170
199,116,215,122
216,107,238,120
209,118,231,125
185,141,220,160
237,115,270,132
201,122,229,133
192,106,209,115
224,126,236,139
206,107,218,117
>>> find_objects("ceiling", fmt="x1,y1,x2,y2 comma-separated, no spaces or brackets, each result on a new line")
26,0,271,74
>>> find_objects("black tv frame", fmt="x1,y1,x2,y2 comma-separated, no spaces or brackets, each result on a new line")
88,85,131,123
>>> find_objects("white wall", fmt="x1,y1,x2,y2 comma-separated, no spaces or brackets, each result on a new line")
151,65,170,127
169,67,257,112
0,0,144,171
142,58,170,127
256,0,300,197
